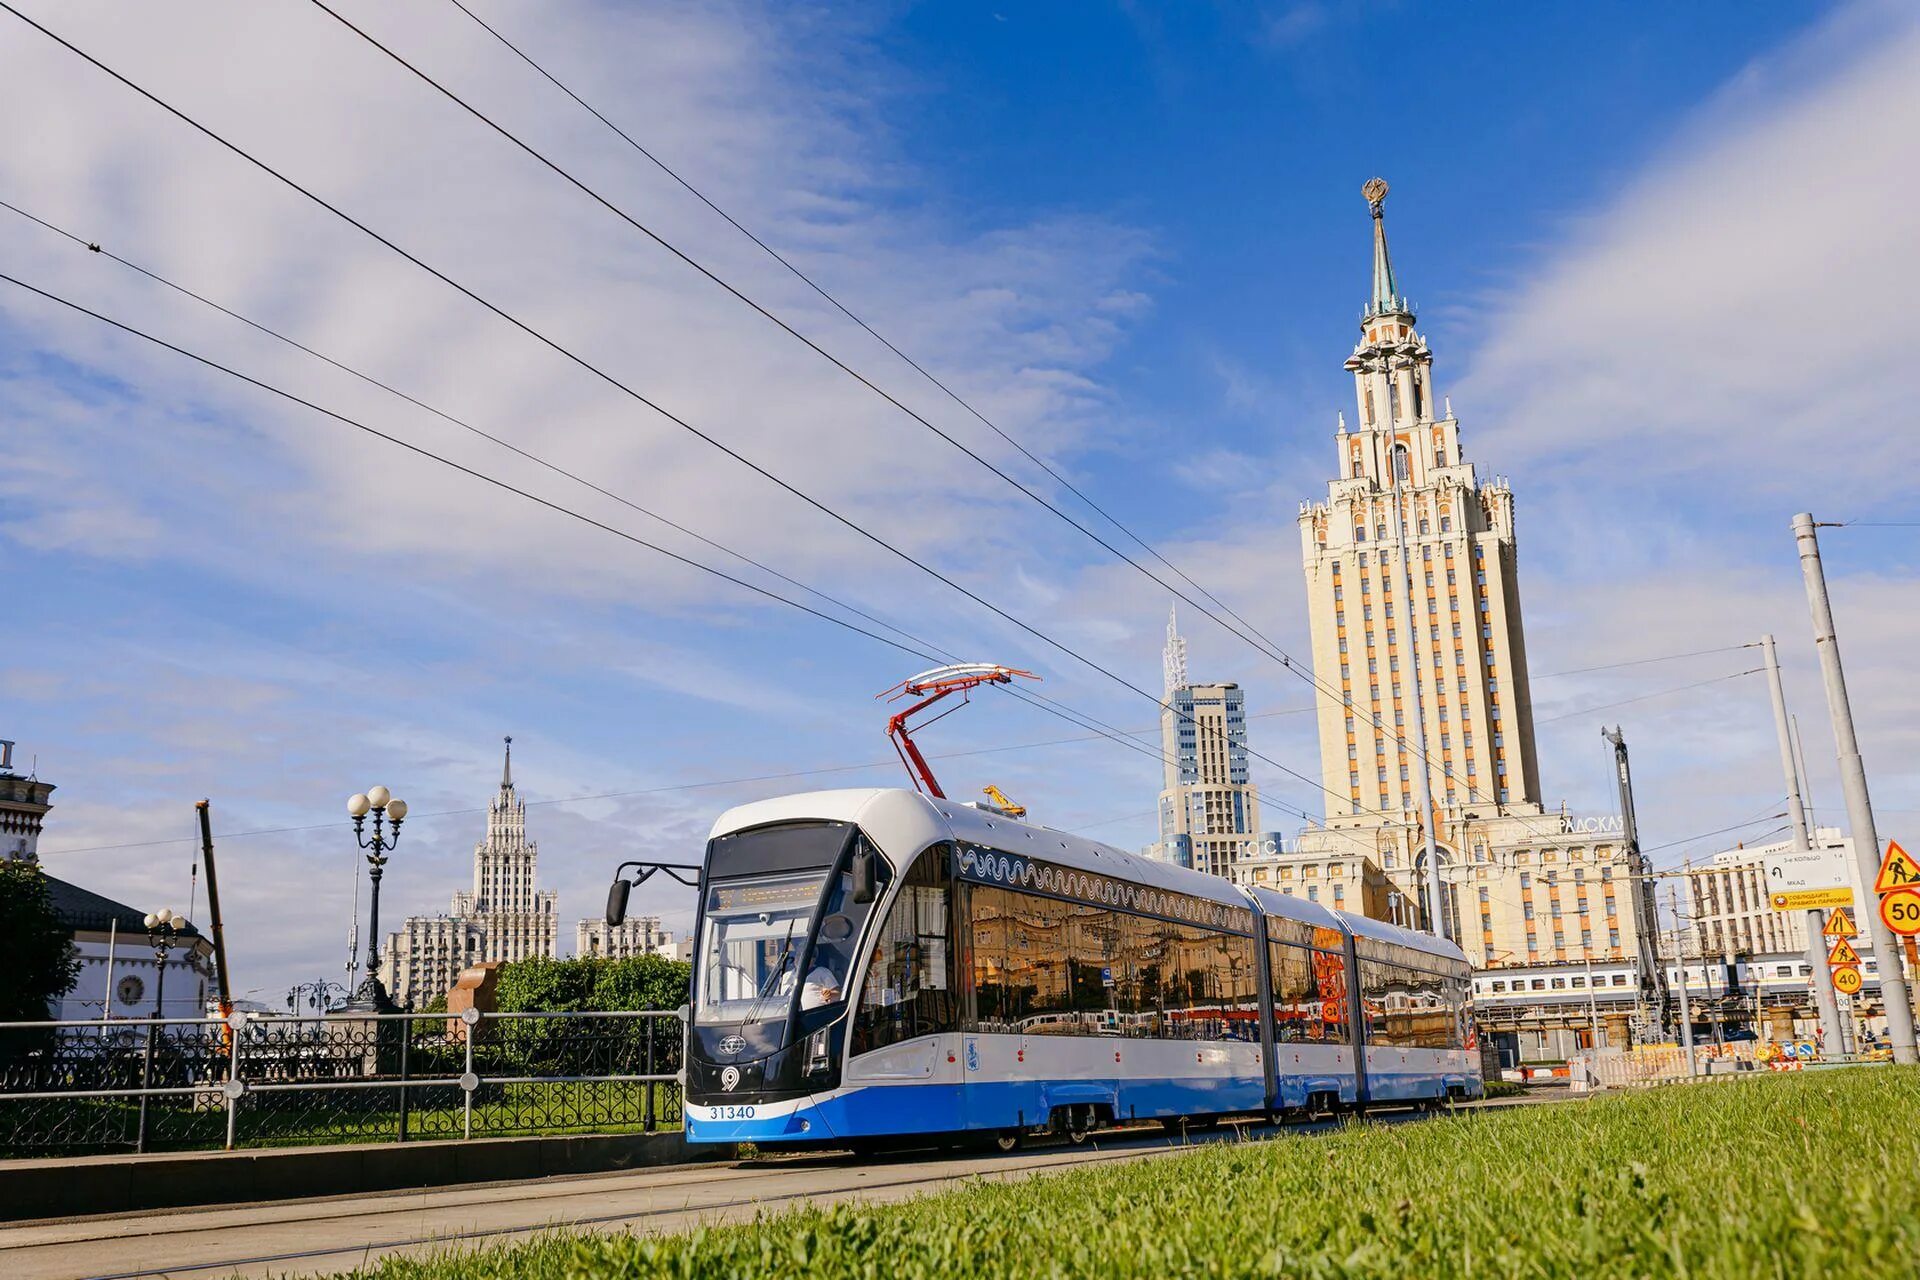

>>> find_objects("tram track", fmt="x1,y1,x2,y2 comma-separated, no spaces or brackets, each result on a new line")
3,1107,1508,1280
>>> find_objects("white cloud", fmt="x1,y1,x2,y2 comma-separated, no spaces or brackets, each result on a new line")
0,0,1157,624
1459,1,1920,509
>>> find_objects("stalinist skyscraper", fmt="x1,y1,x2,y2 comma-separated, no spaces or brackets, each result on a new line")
381,738,559,1008
1298,178,1542,830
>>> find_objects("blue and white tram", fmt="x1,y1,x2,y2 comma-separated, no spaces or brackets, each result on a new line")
678,788,1479,1149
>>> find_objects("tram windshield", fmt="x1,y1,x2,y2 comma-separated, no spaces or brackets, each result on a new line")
697,873,829,1025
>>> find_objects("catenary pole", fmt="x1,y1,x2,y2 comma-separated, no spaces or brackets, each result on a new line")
1761,634,1844,1056
1791,514,1918,1064
1669,886,1697,1078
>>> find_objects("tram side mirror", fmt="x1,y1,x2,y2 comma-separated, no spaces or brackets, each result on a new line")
851,846,877,905
605,877,631,926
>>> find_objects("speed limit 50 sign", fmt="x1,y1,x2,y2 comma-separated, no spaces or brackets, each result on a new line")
1879,887,1920,937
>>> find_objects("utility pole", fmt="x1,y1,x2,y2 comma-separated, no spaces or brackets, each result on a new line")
1668,885,1697,1078
1792,514,1918,1064
1760,634,1844,1056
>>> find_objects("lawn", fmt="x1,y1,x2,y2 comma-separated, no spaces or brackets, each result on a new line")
330,1067,1917,1279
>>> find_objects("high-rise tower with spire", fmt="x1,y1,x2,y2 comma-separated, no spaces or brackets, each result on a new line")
1286,181,1666,1001
1147,607,1261,878
381,737,558,1008
1299,179,1542,845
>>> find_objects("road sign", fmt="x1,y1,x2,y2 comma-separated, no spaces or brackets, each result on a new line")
1879,887,1920,937
1772,887,1853,910
1832,965,1864,996
1823,908,1859,939
1827,936,1861,967
1873,841,1920,895
1766,842,1851,895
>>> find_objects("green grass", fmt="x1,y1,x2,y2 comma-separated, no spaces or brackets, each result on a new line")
1480,1078,1527,1098
332,1067,1918,1279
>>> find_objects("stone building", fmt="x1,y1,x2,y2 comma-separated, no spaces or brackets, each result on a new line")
1229,832,1393,921
1289,182,1658,1044
382,739,558,1008
576,914,673,960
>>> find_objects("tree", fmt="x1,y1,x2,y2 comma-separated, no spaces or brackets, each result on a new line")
0,862,82,1020
494,954,690,1013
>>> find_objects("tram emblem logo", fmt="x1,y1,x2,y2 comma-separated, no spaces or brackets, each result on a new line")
721,1066,741,1092
719,1035,746,1057
966,1042,979,1072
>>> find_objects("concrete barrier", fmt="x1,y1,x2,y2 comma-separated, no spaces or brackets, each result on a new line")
0,1130,735,1222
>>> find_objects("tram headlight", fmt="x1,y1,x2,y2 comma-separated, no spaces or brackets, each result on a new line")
806,1027,830,1074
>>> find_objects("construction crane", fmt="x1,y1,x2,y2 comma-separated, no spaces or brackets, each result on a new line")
878,663,1039,800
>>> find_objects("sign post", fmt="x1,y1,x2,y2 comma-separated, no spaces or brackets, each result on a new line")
1869,841,1920,1038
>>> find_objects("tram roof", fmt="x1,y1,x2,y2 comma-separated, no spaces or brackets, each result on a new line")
1243,885,1346,931
1331,908,1470,965
709,787,1250,910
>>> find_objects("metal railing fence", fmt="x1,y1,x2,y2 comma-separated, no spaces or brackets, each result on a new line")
0,1008,684,1157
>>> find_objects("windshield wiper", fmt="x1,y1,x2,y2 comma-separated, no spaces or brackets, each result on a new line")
739,920,799,1026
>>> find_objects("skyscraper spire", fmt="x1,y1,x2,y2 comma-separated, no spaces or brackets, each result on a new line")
1163,603,1189,697
1362,177,1409,320
500,735,513,792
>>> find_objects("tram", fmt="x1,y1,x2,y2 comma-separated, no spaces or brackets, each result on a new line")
662,787,1479,1150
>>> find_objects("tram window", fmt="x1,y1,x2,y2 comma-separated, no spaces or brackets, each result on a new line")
851,846,956,1055
1268,940,1351,1045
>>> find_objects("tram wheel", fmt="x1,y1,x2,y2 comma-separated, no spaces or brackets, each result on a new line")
991,1129,1024,1153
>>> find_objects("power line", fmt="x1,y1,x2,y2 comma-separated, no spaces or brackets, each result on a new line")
7,7,1721,858
0,277,1352,863
1534,668,1765,726
0,268,952,667
292,0,1517,822
1532,643,1758,681
0,196,947,666
0,197,1194,820
431,0,1636,845
437,0,1282,660
0,9,1405,832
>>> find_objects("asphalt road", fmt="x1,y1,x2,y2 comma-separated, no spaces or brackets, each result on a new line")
0,1097,1548,1280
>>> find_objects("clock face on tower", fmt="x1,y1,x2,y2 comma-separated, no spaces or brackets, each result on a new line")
118,975,145,1005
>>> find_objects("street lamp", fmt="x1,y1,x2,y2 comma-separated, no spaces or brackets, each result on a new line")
287,980,350,1016
136,906,187,1154
346,786,408,1011
142,908,187,1018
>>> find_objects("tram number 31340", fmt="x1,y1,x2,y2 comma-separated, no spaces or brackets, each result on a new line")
712,1105,758,1121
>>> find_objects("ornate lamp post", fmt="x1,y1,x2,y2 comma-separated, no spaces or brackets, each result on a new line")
142,908,186,1017
346,786,408,1011
287,980,350,1016
136,906,187,1153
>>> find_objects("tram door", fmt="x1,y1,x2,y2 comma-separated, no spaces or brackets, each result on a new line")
846,847,962,1112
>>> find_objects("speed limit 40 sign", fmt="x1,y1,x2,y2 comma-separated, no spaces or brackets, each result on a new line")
1879,887,1920,937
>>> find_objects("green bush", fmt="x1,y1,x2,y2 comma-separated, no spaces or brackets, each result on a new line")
493,954,690,1014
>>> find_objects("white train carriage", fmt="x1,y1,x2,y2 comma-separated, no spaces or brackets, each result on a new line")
674,788,1478,1149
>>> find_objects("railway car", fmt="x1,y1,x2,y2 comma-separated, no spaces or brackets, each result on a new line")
672,788,1478,1150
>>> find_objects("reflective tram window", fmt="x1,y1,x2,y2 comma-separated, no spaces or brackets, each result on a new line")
1356,945,1471,1050
967,882,1257,1041
1267,934,1351,1045
851,846,956,1054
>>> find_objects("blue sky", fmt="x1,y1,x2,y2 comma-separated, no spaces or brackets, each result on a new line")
3,1,1916,1004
